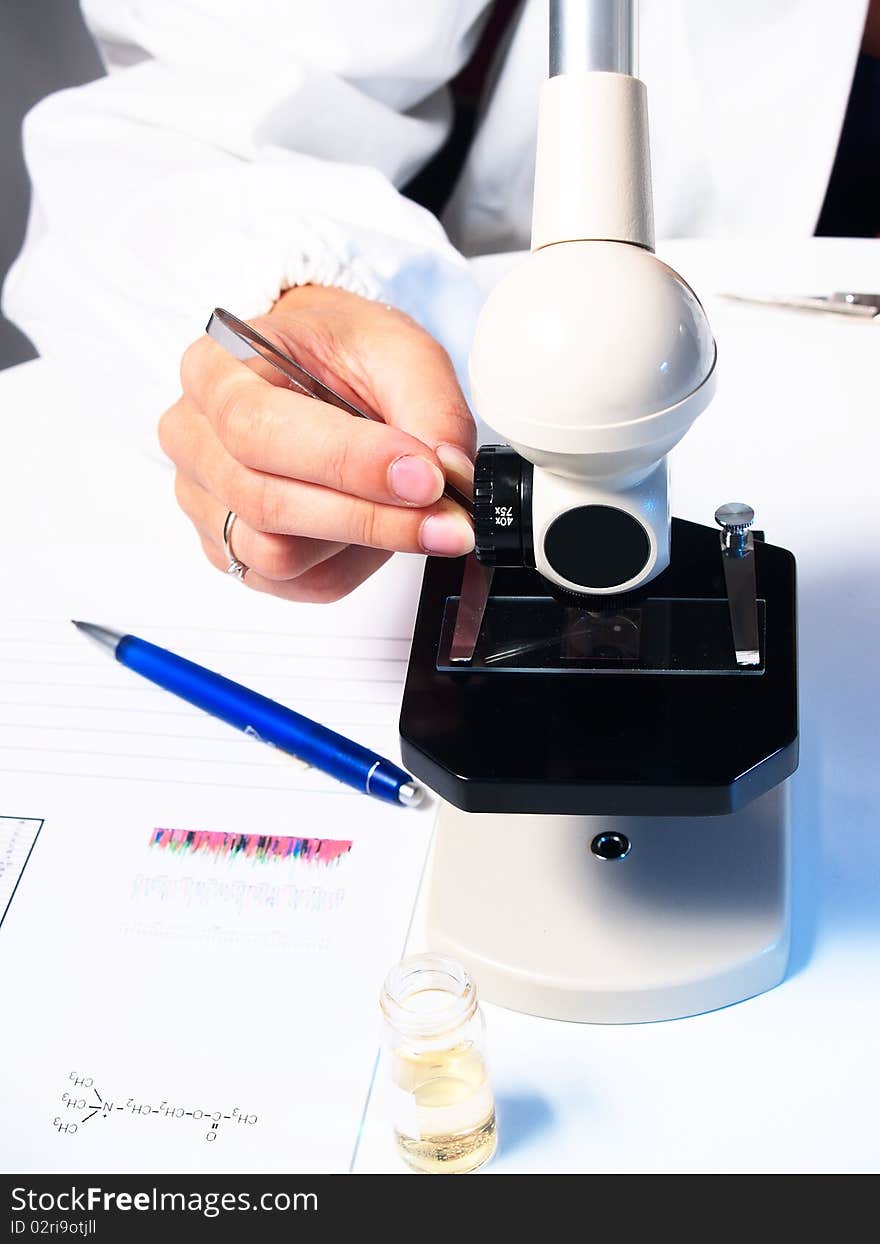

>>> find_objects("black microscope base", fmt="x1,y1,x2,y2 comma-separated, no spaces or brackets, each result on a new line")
399,518,798,818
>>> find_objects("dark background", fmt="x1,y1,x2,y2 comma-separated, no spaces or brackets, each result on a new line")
0,1,102,370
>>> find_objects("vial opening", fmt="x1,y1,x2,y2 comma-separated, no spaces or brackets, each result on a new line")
381,953,477,1039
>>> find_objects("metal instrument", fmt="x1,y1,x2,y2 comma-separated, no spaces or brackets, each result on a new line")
206,308,473,515
721,291,880,319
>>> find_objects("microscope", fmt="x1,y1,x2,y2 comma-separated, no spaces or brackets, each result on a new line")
400,0,798,1023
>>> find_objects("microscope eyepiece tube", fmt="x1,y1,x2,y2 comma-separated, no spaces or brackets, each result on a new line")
549,0,638,78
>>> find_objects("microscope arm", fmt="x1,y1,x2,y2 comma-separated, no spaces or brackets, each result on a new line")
550,0,637,76
536,0,652,252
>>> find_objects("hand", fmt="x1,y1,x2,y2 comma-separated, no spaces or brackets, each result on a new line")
159,285,476,602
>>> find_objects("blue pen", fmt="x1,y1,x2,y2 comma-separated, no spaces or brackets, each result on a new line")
72,621,424,807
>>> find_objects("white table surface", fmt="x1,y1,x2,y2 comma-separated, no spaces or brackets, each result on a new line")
3,237,879,1174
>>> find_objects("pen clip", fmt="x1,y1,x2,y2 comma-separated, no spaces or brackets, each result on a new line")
242,723,312,772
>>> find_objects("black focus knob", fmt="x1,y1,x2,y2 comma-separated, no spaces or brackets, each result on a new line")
473,444,534,567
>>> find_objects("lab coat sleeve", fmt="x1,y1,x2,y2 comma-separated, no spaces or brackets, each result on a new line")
1,0,491,449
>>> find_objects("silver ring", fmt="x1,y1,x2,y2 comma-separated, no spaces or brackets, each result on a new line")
222,510,248,582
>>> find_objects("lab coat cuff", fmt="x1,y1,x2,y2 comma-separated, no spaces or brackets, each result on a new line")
247,226,386,317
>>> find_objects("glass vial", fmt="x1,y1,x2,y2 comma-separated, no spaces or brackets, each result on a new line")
380,953,497,1174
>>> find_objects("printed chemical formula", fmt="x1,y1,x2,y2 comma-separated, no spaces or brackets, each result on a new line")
53,1071,258,1143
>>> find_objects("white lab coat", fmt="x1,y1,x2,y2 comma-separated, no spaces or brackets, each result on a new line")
2,0,867,443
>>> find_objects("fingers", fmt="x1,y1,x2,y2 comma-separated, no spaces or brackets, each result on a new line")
161,398,474,557
183,290,477,501
180,336,451,508
178,466,391,603
198,529,393,604
174,472,345,582
165,290,478,610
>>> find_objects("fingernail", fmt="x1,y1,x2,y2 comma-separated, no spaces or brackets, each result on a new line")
436,444,475,496
420,512,475,556
389,455,445,505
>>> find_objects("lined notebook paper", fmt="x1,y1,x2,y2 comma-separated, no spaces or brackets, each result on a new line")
0,615,409,792
0,546,434,1174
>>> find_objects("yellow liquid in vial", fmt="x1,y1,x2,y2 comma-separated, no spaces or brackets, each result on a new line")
393,1043,497,1174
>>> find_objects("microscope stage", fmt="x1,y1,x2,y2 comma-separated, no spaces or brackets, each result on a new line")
399,519,797,817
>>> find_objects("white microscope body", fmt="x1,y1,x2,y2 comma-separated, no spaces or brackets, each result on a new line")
470,3,716,598
406,1,797,1024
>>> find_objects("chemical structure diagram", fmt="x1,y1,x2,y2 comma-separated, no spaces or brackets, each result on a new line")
53,1071,258,1143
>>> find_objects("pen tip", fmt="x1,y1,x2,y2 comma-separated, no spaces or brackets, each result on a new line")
70,620,125,653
